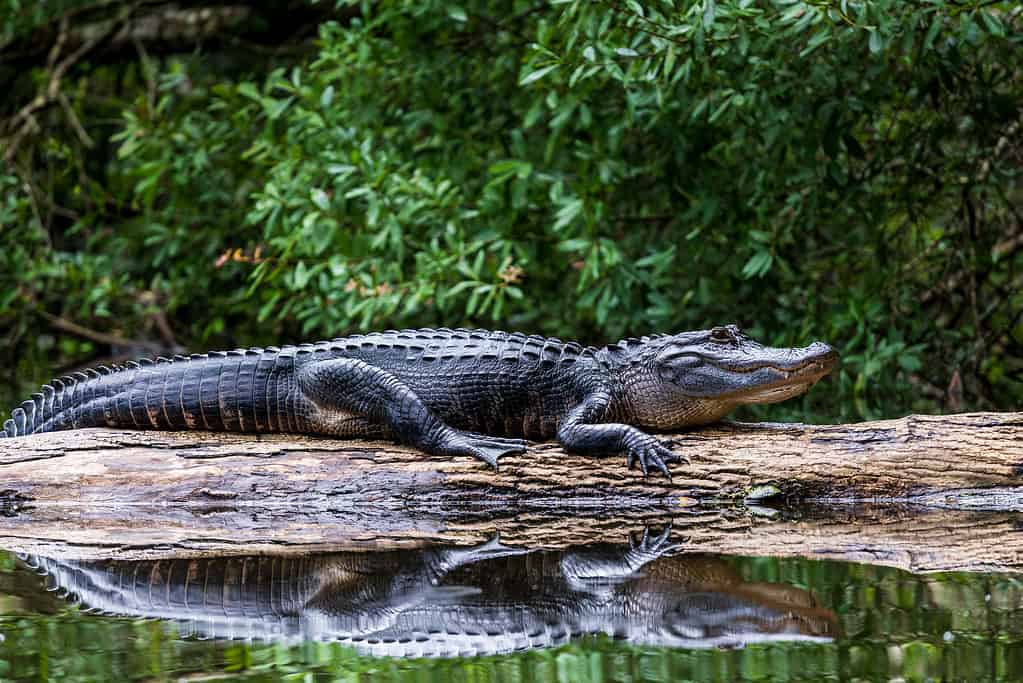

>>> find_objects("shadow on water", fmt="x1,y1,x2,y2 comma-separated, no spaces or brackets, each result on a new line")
4,527,1023,681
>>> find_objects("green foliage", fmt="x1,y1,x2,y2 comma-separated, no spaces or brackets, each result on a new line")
1,0,1021,420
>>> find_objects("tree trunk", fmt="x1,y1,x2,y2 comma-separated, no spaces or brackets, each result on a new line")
1,412,1021,572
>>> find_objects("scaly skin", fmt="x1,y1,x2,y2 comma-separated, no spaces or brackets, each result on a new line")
1,326,838,478
20,529,838,656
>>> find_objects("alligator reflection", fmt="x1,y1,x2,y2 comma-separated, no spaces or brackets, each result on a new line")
21,529,837,658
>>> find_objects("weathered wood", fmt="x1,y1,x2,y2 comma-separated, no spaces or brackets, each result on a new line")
1,412,1022,572
2,412,1020,505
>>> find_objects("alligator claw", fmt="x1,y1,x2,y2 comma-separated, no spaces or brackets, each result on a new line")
626,437,684,480
464,431,530,450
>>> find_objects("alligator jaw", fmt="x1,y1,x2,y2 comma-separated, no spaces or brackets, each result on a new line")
741,381,816,404
726,346,839,405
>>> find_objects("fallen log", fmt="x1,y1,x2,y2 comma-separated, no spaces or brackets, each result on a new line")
0,412,1021,572
3,411,1020,507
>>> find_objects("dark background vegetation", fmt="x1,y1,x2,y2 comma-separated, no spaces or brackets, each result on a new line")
1,0,1020,422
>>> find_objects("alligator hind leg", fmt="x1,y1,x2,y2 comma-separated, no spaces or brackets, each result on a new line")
297,358,528,468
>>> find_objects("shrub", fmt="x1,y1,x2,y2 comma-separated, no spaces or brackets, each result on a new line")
1,0,1020,421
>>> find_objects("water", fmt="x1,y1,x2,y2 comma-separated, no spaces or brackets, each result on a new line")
2,539,1023,682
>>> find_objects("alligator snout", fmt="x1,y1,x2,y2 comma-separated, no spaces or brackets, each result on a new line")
782,342,839,383
806,342,840,370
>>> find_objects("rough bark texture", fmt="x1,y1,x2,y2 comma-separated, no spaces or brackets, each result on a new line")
1,412,1022,572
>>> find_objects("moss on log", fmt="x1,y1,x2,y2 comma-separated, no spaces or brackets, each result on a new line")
1,412,1022,572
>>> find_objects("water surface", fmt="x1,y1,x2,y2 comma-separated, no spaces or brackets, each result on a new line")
2,537,1023,682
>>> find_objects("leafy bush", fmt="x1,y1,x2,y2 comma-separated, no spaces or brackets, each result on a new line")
1,0,1021,421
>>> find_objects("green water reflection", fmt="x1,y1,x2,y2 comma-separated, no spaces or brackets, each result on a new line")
2,549,1023,682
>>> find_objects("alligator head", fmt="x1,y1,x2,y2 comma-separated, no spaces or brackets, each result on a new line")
656,591,838,648
617,324,839,429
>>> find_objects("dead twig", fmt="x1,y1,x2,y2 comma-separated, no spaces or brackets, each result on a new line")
3,4,132,164
38,311,166,354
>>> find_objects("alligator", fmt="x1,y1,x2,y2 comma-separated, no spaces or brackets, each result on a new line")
20,530,838,656
1,325,837,478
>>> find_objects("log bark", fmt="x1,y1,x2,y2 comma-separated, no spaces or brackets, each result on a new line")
1,412,1022,572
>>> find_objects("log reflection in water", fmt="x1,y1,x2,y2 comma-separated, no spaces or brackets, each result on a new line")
20,529,837,657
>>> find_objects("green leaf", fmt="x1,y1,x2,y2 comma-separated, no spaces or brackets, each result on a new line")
979,10,1004,38
899,354,922,372
708,96,732,123
741,251,773,278
327,164,356,177
487,160,532,179
320,85,334,108
265,96,294,120
237,82,261,101
924,14,944,49
703,0,716,28
800,29,830,57
868,30,883,54
553,199,584,231
519,64,559,86
311,189,330,211
444,280,476,299
557,237,591,252
293,261,311,288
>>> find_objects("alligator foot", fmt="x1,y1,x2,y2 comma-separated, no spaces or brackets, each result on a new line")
436,429,529,469
626,436,688,480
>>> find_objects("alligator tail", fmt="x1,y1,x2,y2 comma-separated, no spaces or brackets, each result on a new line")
2,348,296,438
1,366,120,438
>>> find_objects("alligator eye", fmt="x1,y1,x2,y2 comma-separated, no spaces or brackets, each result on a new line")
709,327,732,343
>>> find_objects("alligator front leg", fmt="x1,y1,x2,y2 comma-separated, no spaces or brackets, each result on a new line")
297,358,527,468
557,391,685,479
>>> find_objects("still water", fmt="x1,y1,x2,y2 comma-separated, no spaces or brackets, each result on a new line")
2,532,1023,683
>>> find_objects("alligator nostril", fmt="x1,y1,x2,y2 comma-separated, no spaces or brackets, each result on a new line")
809,342,839,360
